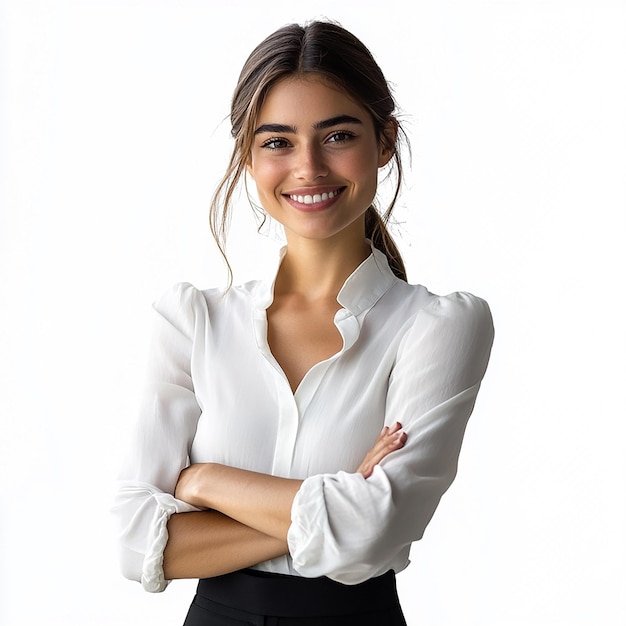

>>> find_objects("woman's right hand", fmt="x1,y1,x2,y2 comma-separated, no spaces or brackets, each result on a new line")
356,422,407,479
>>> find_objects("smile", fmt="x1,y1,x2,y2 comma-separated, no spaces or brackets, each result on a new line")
287,189,342,204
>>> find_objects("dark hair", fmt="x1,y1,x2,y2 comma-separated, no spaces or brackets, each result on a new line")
210,20,408,283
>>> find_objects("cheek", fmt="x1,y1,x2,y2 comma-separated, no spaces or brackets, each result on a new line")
249,158,286,193
342,140,381,175
346,151,381,193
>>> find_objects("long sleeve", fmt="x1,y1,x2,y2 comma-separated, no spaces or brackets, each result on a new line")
111,283,205,592
287,291,494,583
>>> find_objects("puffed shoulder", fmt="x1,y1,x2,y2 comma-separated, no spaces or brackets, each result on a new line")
152,282,209,336
422,291,494,335
421,291,494,344
153,281,205,312
401,290,494,387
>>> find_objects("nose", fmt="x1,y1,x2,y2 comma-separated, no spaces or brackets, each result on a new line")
294,143,328,181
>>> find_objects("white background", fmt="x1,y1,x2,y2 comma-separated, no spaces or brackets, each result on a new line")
0,1,624,624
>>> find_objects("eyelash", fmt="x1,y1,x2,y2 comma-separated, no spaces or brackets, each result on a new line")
260,130,356,151
326,130,356,143
261,138,290,151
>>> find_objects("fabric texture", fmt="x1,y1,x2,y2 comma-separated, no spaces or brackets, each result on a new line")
112,244,494,592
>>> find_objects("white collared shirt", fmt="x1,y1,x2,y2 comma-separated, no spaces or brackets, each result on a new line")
112,246,494,592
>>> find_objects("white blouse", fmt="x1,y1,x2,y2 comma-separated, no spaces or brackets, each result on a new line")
112,246,494,593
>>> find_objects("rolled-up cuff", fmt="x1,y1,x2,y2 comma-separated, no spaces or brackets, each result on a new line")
141,492,199,592
287,474,328,577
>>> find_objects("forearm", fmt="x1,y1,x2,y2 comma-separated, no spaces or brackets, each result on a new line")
174,426,406,544
176,463,303,541
163,510,288,580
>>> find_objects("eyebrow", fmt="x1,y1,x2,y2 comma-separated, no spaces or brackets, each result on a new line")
254,115,363,135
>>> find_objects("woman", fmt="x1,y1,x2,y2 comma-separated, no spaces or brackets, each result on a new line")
113,20,494,625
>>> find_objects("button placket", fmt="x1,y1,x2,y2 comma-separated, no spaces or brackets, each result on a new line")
252,308,301,477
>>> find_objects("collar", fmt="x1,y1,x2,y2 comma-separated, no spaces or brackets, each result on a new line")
249,241,399,317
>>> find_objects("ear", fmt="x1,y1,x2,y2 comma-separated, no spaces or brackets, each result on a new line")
246,157,254,179
378,118,398,168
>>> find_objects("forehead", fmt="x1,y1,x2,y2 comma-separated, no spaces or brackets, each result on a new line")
257,75,371,126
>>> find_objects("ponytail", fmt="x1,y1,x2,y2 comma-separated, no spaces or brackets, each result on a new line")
365,206,407,281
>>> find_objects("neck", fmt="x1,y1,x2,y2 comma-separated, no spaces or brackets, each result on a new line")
274,237,371,302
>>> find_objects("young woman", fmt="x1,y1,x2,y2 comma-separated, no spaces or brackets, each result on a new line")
113,20,494,625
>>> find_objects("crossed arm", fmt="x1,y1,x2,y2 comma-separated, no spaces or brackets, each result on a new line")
162,422,407,580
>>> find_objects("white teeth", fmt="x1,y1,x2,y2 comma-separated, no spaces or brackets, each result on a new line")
290,189,339,204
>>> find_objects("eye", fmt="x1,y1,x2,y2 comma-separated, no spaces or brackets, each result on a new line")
260,137,291,150
326,130,356,144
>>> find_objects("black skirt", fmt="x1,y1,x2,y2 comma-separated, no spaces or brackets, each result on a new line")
183,568,407,625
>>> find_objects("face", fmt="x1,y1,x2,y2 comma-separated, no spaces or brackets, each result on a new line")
246,76,393,247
